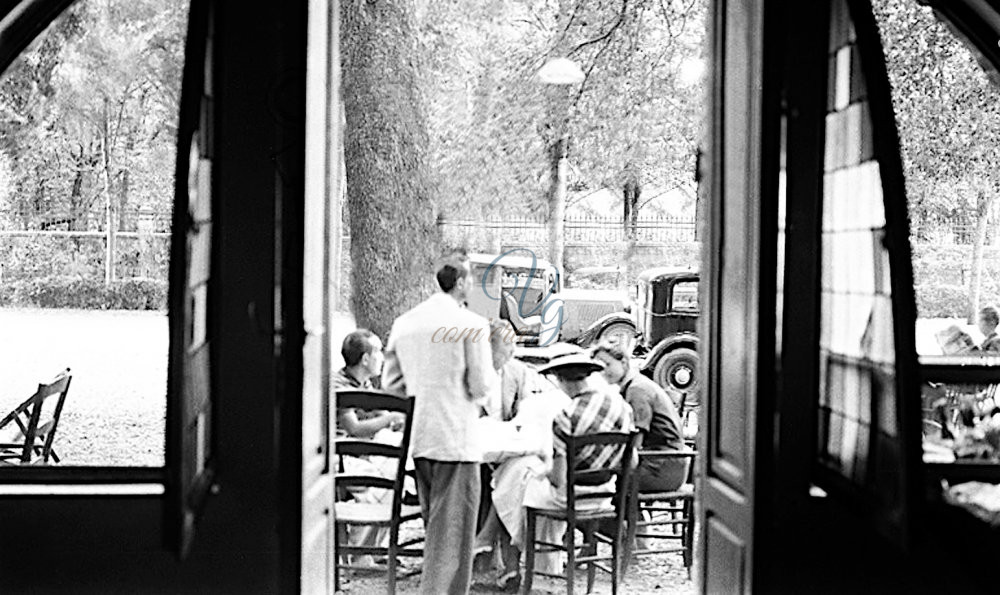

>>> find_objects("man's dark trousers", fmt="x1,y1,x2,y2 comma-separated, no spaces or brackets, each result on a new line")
414,457,480,595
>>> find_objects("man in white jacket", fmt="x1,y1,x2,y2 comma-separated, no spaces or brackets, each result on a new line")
382,251,499,595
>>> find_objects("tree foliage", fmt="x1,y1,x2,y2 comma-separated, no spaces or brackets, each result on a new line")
0,0,186,233
339,0,706,332
418,0,706,220
873,0,1000,317
874,0,1000,233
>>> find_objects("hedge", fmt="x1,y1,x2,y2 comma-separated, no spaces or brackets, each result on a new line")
912,243,1000,318
0,276,167,310
2,242,994,317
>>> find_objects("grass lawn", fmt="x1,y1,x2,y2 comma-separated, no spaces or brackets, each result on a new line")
0,308,167,466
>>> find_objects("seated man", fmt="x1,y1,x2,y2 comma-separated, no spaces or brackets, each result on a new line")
935,308,1000,355
334,329,404,437
978,306,1000,353
490,351,634,585
332,329,405,568
592,340,689,492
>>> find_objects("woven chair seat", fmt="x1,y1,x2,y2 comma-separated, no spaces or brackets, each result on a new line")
334,502,421,525
638,482,695,501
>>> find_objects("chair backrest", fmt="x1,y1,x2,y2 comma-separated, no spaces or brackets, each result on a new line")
333,389,414,520
562,430,641,518
0,369,72,464
637,448,698,485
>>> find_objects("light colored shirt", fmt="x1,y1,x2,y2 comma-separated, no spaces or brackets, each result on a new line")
382,292,499,461
484,358,533,421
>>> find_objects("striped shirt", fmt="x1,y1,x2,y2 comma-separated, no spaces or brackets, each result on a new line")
552,386,634,471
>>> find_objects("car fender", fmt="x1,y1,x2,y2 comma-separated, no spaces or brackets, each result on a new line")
575,312,636,346
640,332,699,372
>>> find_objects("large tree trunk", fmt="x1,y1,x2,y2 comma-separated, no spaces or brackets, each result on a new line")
102,97,116,286
968,191,996,322
622,177,640,290
542,0,577,274
68,162,86,231
547,136,567,271
342,0,439,340
623,178,640,240
119,129,136,232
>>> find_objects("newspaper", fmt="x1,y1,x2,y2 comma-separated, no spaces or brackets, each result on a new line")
935,325,976,354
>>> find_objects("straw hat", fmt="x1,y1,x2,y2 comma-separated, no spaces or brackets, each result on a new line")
537,351,605,378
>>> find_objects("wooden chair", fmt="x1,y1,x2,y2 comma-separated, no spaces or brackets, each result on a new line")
0,369,72,464
626,449,698,576
521,430,641,595
333,389,423,594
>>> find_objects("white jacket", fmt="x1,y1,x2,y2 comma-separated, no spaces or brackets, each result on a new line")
382,292,499,461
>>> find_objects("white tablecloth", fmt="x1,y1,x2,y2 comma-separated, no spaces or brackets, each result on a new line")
479,387,571,463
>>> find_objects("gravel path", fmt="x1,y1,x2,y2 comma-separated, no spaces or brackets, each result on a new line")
340,549,695,594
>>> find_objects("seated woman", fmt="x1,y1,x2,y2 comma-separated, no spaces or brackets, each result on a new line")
487,351,634,587
592,340,689,492
474,319,546,584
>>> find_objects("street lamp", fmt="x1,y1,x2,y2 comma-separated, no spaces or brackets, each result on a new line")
538,57,584,273
538,57,586,85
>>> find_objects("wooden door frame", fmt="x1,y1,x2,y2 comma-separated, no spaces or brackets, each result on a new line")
697,0,782,590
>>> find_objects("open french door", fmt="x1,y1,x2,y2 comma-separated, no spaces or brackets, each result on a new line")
698,0,919,591
300,1,342,593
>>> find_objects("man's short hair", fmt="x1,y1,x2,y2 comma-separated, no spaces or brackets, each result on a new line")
981,306,999,327
342,329,377,366
436,250,470,292
591,339,629,363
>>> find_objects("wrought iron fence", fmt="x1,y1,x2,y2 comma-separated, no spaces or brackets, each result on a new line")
5,207,172,233
440,215,697,246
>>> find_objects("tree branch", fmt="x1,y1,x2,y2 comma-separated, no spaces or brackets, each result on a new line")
570,18,623,110
569,0,629,55
552,0,584,49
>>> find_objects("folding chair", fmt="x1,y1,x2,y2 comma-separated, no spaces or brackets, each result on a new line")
333,389,423,595
0,369,72,464
626,449,698,577
521,430,641,595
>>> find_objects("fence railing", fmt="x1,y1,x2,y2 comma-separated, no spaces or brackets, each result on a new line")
0,229,170,284
440,215,697,245
5,207,172,234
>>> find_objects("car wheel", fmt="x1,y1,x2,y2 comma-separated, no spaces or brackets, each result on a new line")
594,321,636,349
652,347,699,405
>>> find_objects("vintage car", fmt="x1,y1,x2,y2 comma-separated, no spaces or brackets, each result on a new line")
634,267,700,404
466,251,634,347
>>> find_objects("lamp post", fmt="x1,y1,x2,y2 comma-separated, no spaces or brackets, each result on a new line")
538,58,584,273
